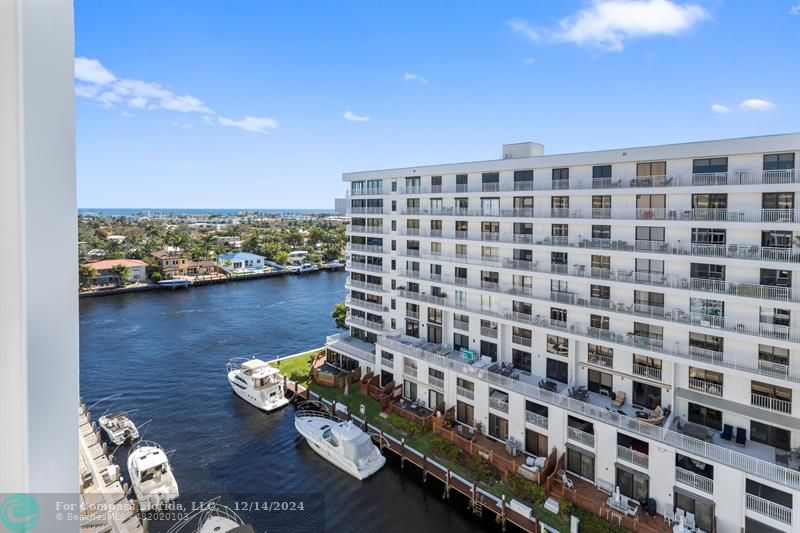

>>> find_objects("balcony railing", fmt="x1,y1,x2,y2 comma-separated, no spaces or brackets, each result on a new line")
381,356,393,368
349,225,387,234
632,363,662,381
688,378,723,397
457,385,474,400
617,445,649,469
429,375,444,390
453,319,469,331
346,315,385,331
751,392,792,414
745,493,792,525
404,366,418,379
346,243,385,254
480,326,498,339
525,410,549,429
568,426,595,448
347,187,384,196
378,335,800,490
489,396,509,413
345,297,386,313
345,279,384,292
675,466,713,494
512,335,532,347
588,353,614,368
346,261,384,273
349,206,384,214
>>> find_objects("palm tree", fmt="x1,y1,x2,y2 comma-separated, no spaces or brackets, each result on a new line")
78,265,95,291
110,264,131,287
331,302,347,329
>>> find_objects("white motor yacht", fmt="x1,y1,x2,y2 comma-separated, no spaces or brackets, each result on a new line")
297,262,318,274
227,358,289,412
166,499,254,533
127,440,179,512
294,406,386,480
98,411,139,445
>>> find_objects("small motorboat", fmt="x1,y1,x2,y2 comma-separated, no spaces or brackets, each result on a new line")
294,404,385,480
98,411,139,445
166,499,254,533
296,263,319,274
127,440,179,512
227,358,290,412
158,278,193,287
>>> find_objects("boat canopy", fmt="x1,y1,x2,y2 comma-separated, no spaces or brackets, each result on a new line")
135,450,168,472
340,431,374,462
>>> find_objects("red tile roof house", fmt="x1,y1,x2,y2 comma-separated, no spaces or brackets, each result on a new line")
85,259,147,289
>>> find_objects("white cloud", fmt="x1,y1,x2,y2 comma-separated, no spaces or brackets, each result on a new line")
507,19,541,42
710,104,729,114
343,111,370,122
75,57,117,85
217,115,279,133
509,0,708,52
790,3,800,15
403,72,428,84
738,98,775,111
73,57,274,134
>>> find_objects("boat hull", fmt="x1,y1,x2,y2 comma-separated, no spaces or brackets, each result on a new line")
228,373,290,412
294,416,386,480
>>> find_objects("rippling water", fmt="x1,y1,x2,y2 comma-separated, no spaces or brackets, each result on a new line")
80,273,499,532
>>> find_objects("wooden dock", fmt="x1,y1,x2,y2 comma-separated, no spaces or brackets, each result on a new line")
78,403,143,533
286,380,549,533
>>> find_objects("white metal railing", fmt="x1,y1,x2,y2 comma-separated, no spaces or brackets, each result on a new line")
381,356,393,368
568,426,595,447
377,335,800,490
348,225,387,234
345,279,384,292
512,335,532,347
347,243,385,254
406,310,419,319
345,297,386,313
404,366,418,379
346,261,383,273
588,353,614,368
346,315,385,331
457,385,474,400
688,378,723,397
745,493,792,525
453,319,469,331
349,206,384,214
347,187,385,196
675,467,713,494
632,363,662,381
526,410,549,429
751,392,793,414
429,375,445,390
617,445,649,469
489,396,509,413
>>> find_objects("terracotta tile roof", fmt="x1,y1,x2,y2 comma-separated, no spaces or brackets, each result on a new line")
86,259,147,270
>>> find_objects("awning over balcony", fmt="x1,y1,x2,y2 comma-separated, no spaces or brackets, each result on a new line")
675,387,799,431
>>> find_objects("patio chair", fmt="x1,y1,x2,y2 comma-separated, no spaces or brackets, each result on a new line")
646,405,664,425
686,512,696,529
735,427,747,447
557,469,573,490
612,390,626,408
663,505,674,526
720,424,733,441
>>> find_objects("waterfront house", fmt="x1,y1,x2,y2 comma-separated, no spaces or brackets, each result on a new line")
217,252,266,273
288,250,309,266
152,250,218,278
85,259,147,288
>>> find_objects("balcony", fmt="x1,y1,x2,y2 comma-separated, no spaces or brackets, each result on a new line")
567,426,595,447
512,334,532,347
482,182,500,192
381,355,393,368
346,243,385,254
751,392,792,414
349,225,386,234
378,334,800,490
347,187,384,196
346,261,383,273
480,326,498,339
552,178,570,190
428,375,444,390
457,385,474,400
513,180,533,191
525,410,548,430
345,297,386,313
349,206,383,214
489,396,509,413
480,232,500,242
675,466,713,494
587,352,613,368
453,319,469,331
325,333,376,365
346,315,385,331
403,366,418,379
406,310,419,319
688,378,723,397
617,445,649,469
632,363,662,381
745,493,792,525
345,279,384,293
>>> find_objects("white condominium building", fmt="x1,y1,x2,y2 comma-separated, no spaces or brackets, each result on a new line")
328,133,800,533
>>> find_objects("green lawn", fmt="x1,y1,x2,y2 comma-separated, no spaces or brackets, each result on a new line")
270,348,322,383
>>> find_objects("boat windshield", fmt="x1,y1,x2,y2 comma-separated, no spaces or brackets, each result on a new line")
322,428,338,447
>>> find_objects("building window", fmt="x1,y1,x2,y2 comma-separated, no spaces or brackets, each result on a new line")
514,170,533,190
546,358,568,383
616,467,649,501
512,349,531,372
547,335,568,357
489,413,509,440
750,421,790,451
693,157,728,174
456,400,474,426
525,429,548,456
567,447,594,481
592,165,612,179
764,153,795,171
688,402,722,430
480,340,497,361
636,161,666,177
587,369,613,395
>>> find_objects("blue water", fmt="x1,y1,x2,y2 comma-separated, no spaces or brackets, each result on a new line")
78,208,334,217
79,272,496,532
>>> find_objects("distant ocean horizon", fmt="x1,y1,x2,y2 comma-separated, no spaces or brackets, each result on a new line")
78,207,335,216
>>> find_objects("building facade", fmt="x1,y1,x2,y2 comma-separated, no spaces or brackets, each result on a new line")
152,250,217,277
328,133,800,532
86,259,147,287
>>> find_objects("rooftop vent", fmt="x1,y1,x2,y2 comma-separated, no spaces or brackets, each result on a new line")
502,142,544,159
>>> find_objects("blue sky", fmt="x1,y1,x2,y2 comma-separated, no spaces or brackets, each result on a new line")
75,0,800,209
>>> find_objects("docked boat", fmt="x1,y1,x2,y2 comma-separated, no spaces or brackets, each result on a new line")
127,440,179,512
296,262,319,274
98,411,139,445
226,358,290,412
158,278,193,287
166,499,254,533
294,406,386,480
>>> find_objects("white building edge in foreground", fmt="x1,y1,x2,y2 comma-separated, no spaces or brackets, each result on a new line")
329,132,800,533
